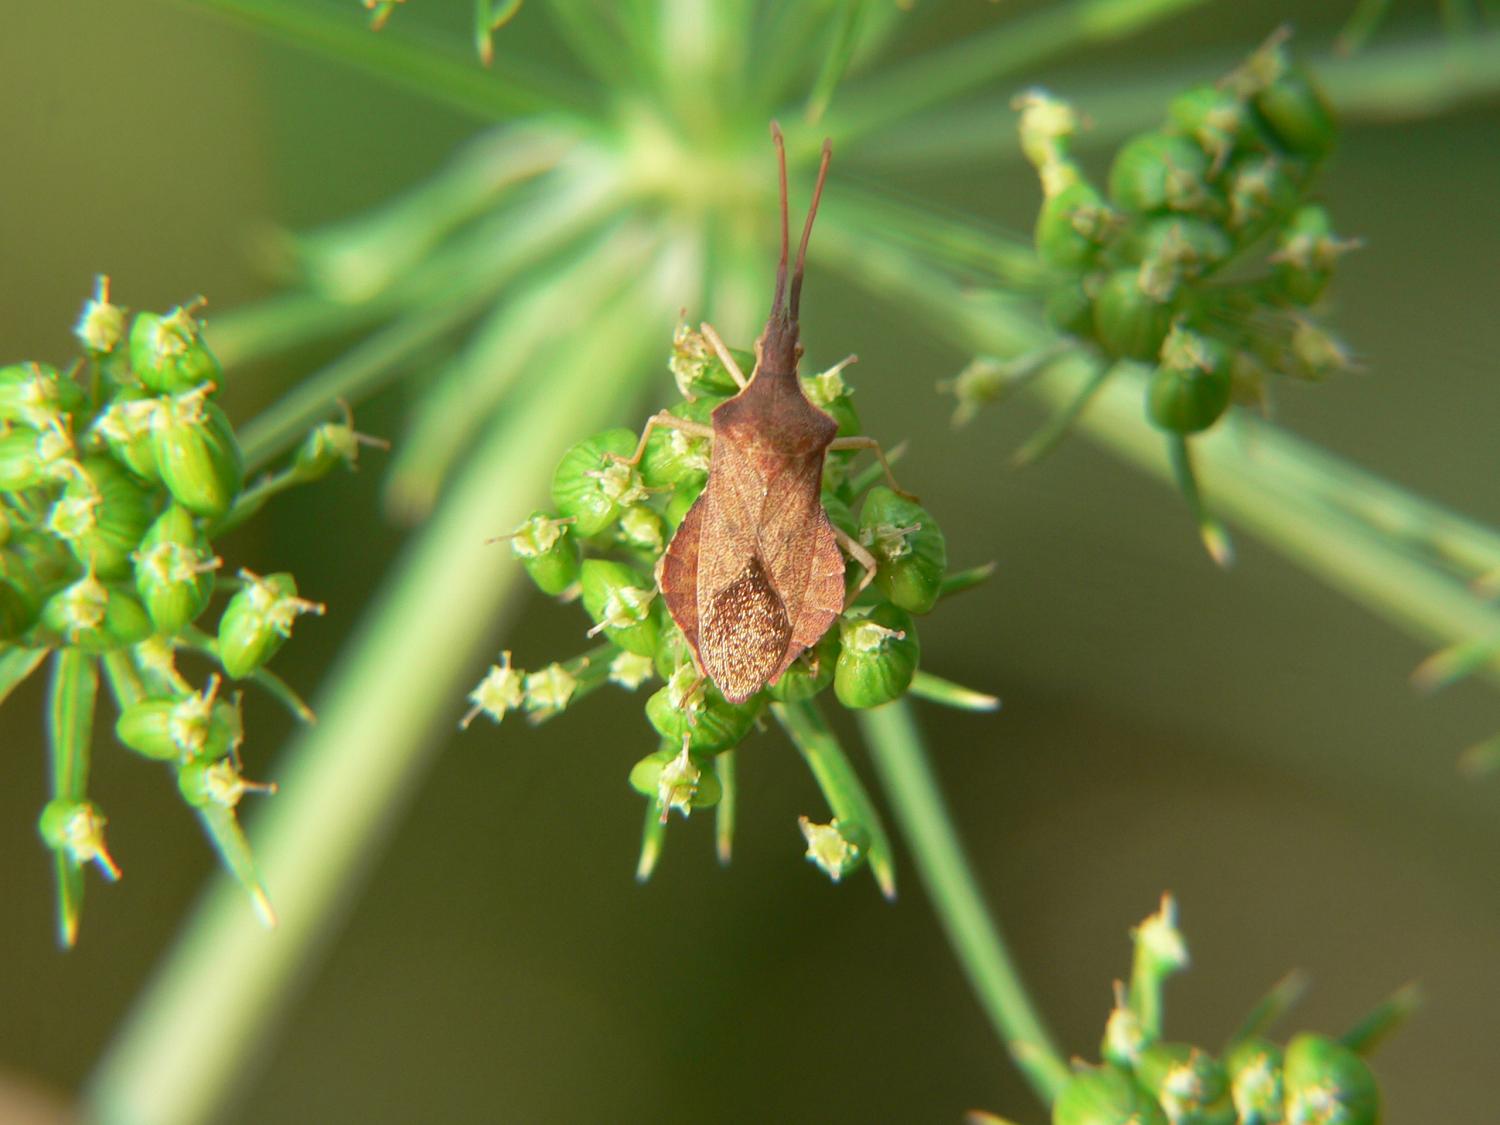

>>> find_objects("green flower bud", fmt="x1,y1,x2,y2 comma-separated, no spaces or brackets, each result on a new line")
0,420,76,492
1101,985,1149,1068
40,573,152,651
639,399,716,490
1254,67,1335,159
1148,325,1232,434
508,511,581,596
617,504,667,558
1225,1038,1284,1125
292,407,387,482
1271,205,1359,306
521,661,578,719
1283,1034,1379,1125
129,306,223,394
1168,85,1252,170
858,486,947,615
1093,269,1173,361
461,650,525,728
91,389,161,482
37,798,121,880
607,650,656,691
1014,88,1082,171
768,627,839,703
0,550,42,640
75,276,127,356
1287,319,1356,382
49,455,156,579
579,559,659,657
1046,281,1095,337
177,755,274,809
834,603,919,709
1037,179,1114,270
1053,1065,1168,1125
1224,156,1300,236
798,816,866,882
134,505,219,634
216,570,324,679
116,677,239,763
0,362,87,429
646,666,761,754
670,323,749,399
629,741,722,817
663,475,705,532
550,427,646,536
150,386,243,517
1108,132,1212,214
1134,1043,1235,1125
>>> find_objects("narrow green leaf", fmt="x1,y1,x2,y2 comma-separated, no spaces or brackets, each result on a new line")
938,563,997,601
49,650,99,801
1011,362,1113,469
195,805,276,928
1166,432,1234,568
1227,969,1310,1048
635,799,667,883
1340,981,1422,1056
0,646,47,708
100,650,149,712
55,850,86,950
907,671,1000,713
475,0,525,65
715,749,736,866
804,0,868,124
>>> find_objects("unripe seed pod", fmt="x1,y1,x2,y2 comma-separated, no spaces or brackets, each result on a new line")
767,628,839,703
579,559,659,657
1148,325,1232,434
293,421,359,481
834,603,919,709
669,323,750,399
116,687,237,763
0,422,76,492
646,667,760,754
820,489,858,539
509,511,581,596
1254,67,1335,159
1093,269,1173,361
1126,216,1233,278
638,399,717,489
217,570,323,678
40,574,152,652
1168,84,1252,169
1036,179,1114,270
858,486,947,614
663,476,705,532
178,754,268,809
1052,1065,1169,1125
1224,1038,1284,1125
1134,1042,1235,1125
51,455,156,579
629,742,722,814
0,362,87,429
550,428,645,536
1108,132,1212,214
1283,1033,1379,1125
0,550,42,640
91,389,161,483
1271,205,1356,306
1224,156,1300,236
616,504,667,559
151,389,243,518
134,505,218,634
10,529,79,597
1045,281,1095,336
129,307,223,394
75,277,127,356
37,798,120,878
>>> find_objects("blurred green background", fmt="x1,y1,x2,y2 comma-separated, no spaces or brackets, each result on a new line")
3,1,1498,1122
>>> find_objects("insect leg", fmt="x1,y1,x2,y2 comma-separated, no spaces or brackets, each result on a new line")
827,435,918,501
699,322,750,390
831,524,878,606
606,411,715,468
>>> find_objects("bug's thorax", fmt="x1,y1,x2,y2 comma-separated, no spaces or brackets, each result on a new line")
711,308,836,465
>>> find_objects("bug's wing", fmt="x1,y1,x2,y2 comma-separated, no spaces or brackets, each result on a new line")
659,489,706,664
756,455,845,682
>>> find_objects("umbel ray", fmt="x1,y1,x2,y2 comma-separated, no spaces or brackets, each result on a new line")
611,123,910,705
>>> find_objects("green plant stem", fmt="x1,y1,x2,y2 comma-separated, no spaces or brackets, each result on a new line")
171,0,595,120
858,700,1071,1107
85,280,673,1125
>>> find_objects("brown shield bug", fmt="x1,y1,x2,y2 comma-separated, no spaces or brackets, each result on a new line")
611,124,909,704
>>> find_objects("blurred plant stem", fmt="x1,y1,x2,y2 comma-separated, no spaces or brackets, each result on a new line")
859,701,1072,1105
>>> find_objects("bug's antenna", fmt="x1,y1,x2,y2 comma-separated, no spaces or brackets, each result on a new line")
770,121,791,317
788,138,832,322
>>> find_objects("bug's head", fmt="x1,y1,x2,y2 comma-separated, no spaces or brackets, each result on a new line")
757,124,832,377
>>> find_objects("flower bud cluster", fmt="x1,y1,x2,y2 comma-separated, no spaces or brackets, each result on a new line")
1013,32,1357,438
3,279,342,943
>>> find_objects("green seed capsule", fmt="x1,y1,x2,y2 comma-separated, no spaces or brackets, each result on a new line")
1224,1038,1284,1125
217,570,323,678
646,668,761,754
9,529,80,598
134,505,217,633
629,742,722,814
75,276,127,356
0,362,87,429
129,307,223,394
509,511,581,596
177,754,268,809
91,389,161,482
1093,269,1173,361
1134,1043,1235,1125
1148,326,1232,434
0,422,76,492
670,323,750,398
1127,216,1233,277
1036,180,1114,270
1053,1065,1168,1125
1168,84,1252,169
1283,1033,1379,1125
1224,156,1300,237
579,559,660,657
550,428,645,536
663,475,705,532
116,687,235,763
617,504,667,559
1108,132,1212,214
1045,281,1095,336
639,398,717,490
151,389,243,517
1254,67,1335,159
767,628,839,703
293,421,358,481
50,455,156,579
1272,205,1355,306
0,550,42,640
834,603,919,709
40,574,152,652
858,486,947,615
37,798,120,878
